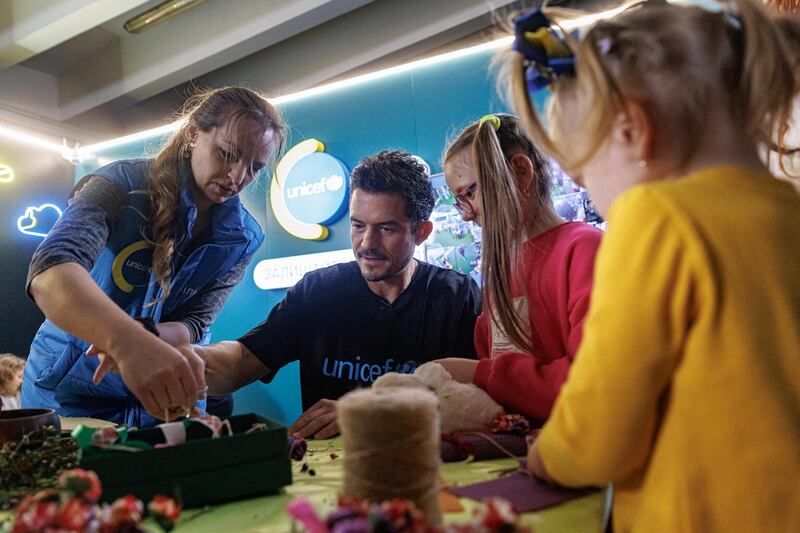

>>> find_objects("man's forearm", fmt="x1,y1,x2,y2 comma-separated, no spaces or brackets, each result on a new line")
157,322,192,347
199,341,269,395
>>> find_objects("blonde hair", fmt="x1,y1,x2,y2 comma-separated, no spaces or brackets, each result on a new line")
444,114,553,354
147,86,287,302
503,0,800,178
0,353,25,396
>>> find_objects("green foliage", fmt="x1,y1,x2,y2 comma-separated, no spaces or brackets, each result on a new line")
0,426,78,510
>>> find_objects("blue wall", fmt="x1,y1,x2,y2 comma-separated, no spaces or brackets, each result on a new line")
81,47,546,425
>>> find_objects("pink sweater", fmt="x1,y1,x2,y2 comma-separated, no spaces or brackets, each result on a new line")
473,222,602,421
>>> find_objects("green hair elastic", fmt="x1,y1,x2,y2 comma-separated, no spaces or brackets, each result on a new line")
478,114,501,131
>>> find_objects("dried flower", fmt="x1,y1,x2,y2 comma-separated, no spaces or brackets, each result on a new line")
148,495,182,531
290,437,308,461
7,468,181,533
57,497,93,531
472,497,519,529
490,412,531,435
10,500,59,533
0,426,78,508
289,495,529,533
59,469,102,502
100,495,144,533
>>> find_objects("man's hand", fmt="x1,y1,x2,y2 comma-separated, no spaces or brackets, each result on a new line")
288,399,339,439
434,357,479,383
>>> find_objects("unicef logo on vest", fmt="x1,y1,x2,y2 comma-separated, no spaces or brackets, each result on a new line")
112,240,154,293
282,153,348,225
270,139,349,240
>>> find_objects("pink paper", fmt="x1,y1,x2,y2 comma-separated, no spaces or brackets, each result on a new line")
449,472,597,512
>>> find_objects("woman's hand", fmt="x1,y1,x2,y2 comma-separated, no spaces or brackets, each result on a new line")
434,357,479,383
30,264,206,421
88,332,206,421
87,320,191,383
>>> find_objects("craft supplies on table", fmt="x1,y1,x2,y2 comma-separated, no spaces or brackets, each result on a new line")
75,413,292,507
0,436,609,532
338,387,443,524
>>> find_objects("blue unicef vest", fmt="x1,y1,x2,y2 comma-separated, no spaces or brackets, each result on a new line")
22,159,264,427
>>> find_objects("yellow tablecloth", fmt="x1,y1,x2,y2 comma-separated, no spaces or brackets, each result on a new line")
164,438,609,533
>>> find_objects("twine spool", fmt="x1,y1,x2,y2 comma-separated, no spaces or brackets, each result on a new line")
337,387,442,524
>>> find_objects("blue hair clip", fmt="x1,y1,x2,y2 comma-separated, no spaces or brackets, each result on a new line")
512,9,576,92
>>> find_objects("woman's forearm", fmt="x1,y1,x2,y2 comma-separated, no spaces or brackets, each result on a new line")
31,262,206,417
29,262,146,356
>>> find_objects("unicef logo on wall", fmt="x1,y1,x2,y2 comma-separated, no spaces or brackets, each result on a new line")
282,153,348,225
270,139,350,241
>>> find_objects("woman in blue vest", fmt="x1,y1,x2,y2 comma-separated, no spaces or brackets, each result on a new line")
22,87,287,427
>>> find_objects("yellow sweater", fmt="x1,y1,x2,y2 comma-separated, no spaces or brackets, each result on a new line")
538,166,800,532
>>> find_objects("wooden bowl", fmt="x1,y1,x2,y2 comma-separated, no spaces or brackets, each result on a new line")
0,408,61,446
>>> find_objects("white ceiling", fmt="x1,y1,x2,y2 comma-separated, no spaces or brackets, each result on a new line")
0,0,528,143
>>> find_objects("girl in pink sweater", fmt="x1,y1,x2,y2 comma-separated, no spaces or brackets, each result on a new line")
437,114,602,422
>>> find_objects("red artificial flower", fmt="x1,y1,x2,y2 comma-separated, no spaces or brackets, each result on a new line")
148,495,181,521
11,501,59,533
100,495,143,533
91,427,121,447
58,469,103,502
379,499,428,532
15,490,59,514
57,497,93,531
337,495,369,516
474,497,519,529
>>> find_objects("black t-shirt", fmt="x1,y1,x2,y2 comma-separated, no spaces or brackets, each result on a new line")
238,260,481,410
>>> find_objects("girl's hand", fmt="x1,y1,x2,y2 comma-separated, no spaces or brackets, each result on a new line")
527,440,555,483
434,357,479,383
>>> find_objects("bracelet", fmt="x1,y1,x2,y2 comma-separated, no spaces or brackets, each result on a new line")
135,317,160,337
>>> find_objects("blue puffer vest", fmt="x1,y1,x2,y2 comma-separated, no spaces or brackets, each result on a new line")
21,159,264,427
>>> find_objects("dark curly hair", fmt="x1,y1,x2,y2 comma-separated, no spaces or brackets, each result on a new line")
350,150,434,229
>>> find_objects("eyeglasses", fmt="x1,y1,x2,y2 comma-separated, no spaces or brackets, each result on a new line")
453,182,479,215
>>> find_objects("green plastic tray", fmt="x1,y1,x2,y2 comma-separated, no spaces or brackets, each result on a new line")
79,413,292,507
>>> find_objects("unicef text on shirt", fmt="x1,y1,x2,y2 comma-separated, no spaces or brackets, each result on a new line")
321,357,420,384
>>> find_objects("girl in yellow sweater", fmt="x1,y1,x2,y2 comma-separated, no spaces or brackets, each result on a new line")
502,1,800,531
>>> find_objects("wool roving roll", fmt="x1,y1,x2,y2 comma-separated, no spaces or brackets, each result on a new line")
337,387,442,524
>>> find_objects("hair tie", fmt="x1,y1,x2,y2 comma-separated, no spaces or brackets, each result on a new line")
478,114,501,132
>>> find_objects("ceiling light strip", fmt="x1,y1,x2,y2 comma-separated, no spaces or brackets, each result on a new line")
0,125,66,154
80,36,514,155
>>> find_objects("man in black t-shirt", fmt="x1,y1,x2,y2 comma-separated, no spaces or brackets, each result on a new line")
185,150,481,439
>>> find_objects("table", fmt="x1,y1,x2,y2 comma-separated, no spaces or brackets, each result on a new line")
164,438,609,532
1,435,608,532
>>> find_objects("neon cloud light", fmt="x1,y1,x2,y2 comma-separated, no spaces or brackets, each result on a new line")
17,203,63,237
0,164,13,183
